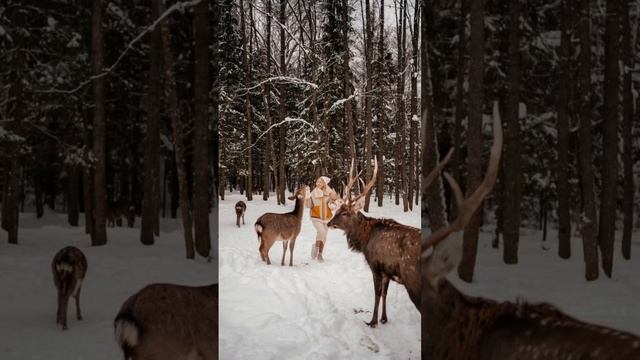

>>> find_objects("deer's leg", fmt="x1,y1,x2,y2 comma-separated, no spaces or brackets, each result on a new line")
242,214,245,224
60,293,70,330
289,238,295,266
74,282,83,320
366,272,382,328
380,275,390,324
281,240,288,266
237,216,240,227
56,290,63,325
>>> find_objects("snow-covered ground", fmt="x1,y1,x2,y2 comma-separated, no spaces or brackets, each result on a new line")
219,191,421,360
451,227,640,335
0,211,216,360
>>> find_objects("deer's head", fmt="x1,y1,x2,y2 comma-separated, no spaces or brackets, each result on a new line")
287,186,310,201
423,101,502,292
328,157,378,231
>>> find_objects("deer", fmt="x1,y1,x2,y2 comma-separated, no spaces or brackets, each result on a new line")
235,200,246,227
254,186,308,266
108,198,135,228
51,246,87,330
422,102,640,359
114,283,218,360
327,158,420,328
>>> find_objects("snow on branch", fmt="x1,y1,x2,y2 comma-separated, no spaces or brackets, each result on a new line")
33,0,201,95
238,117,316,153
238,76,318,95
327,91,358,114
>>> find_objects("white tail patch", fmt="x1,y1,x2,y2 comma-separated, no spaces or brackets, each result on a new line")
114,318,139,349
255,224,263,234
55,263,73,273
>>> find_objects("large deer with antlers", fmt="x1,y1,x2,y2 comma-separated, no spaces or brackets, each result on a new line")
422,102,640,359
327,158,420,327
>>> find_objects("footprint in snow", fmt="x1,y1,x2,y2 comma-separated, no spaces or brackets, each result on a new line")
359,336,380,353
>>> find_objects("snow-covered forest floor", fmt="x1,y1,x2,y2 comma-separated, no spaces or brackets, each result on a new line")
0,212,216,360
453,226,640,335
219,192,421,360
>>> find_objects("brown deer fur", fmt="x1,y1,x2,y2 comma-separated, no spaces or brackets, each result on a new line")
108,199,135,227
422,102,640,359
328,158,420,327
235,201,246,227
51,246,87,330
114,283,218,360
254,187,307,266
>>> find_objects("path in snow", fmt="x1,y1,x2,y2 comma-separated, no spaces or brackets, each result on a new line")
0,212,216,360
219,192,421,360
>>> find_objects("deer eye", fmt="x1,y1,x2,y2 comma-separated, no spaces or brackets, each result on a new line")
341,212,348,217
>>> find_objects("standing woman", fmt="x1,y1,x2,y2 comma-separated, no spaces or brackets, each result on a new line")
305,176,338,262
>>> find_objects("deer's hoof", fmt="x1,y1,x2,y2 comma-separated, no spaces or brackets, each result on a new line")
62,325,68,330
381,318,387,324
365,320,377,328
78,315,83,320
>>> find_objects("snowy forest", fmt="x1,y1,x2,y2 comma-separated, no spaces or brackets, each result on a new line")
424,0,639,281
0,0,213,258
217,0,422,213
1,1,216,358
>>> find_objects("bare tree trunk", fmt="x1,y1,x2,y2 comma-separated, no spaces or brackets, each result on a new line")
502,0,522,265
459,0,485,282
67,165,80,227
577,0,599,281
83,109,94,237
278,0,287,206
91,0,107,246
557,0,572,259
599,0,621,277
241,0,253,201
621,0,634,260
262,0,272,201
159,0,194,259
451,0,466,218
376,0,386,207
363,0,374,212
408,2,420,212
193,0,211,258
141,0,162,246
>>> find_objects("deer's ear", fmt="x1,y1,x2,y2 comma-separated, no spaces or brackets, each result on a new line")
424,231,464,288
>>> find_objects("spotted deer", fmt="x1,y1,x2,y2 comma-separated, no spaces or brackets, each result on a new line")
51,246,87,330
235,201,246,227
327,158,420,327
422,102,640,359
254,186,308,266
114,283,218,360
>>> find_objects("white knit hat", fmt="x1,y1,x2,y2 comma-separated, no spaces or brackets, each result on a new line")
319,176,331,186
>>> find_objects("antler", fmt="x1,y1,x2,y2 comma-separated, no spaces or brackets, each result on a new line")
352,156,378,204
422,148,454,193
343,158,362,204
425,101,503,249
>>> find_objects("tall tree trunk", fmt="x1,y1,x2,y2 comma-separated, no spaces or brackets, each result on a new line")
502,0,521,264
241,0,253,201
599,0,621,278
621,0,634,260
376,0,386,207
451,0,466,218
92,0,107,246
67,165,80,227
159,0,195,259
557,0,572,259
458,0,485,282
363,0,374,212
577,0,599,281
193,0,211,258
343,0,356,169
422,1,447,232
83,108,94,237
141,0,162,246
262,0,272,201
409,2,420,212
278,0,287,205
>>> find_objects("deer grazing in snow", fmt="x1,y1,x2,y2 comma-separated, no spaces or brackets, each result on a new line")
327,158,420,327
255,186,308,266
235,201,246,227
114,283,218,360
422,103,640,359
51,246,87,330
107,199,135,228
